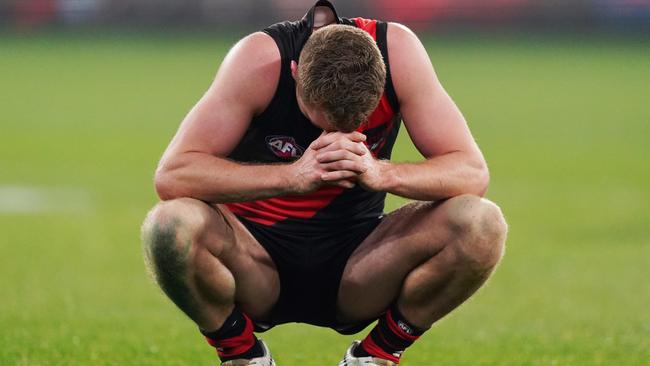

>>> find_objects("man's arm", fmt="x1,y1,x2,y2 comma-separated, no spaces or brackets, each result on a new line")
345,23,489,201
155,32,290,202
155,33,365,203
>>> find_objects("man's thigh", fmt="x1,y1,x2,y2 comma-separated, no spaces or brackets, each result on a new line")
207,203,281,319
335,199,456,322
144,198,281,319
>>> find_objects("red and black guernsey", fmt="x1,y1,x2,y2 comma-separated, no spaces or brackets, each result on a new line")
226,1,401,233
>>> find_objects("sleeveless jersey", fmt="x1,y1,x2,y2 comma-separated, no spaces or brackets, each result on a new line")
226,0,401,233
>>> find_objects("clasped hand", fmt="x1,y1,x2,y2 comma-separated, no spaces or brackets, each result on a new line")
291,131,383,194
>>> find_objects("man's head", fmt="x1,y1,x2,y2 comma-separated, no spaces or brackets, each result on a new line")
292,24,386,132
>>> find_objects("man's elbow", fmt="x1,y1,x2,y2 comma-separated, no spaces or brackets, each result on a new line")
472,160,490,197
154,169,181,201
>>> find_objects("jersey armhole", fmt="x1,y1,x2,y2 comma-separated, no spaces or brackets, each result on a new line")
376,21,400,113
262,25,289,61
251,26,293,122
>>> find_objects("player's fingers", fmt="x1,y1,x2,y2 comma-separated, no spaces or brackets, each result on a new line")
320,160,367,174
316,139,366,155
322,131,366,143
321,170,359,181
310,133,331,150
310,134,341,150
316,150,361,163
311,131,366,150
345,131,367,142
330,180,356,189
340,139,366,155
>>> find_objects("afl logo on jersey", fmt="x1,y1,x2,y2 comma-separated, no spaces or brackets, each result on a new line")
265,135,305,159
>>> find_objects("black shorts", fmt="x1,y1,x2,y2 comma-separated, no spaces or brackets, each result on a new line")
236,216,382,335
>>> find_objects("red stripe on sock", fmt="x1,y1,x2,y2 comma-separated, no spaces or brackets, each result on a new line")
386,310,420,341
361,336,400,364
206,313,256,359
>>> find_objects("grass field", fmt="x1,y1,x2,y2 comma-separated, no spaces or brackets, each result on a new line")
0,32,649,365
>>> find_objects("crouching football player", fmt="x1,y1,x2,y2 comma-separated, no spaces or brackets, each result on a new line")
141,1,507,365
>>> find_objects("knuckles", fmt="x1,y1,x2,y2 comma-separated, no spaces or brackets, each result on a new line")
299,132,375,190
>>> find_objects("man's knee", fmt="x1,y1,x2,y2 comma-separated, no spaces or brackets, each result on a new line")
442,194,508,272
141,198,223,279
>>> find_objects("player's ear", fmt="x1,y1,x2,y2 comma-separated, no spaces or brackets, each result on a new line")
290,60,298,80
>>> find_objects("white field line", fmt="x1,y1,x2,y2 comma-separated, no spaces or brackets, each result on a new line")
0,185,93,214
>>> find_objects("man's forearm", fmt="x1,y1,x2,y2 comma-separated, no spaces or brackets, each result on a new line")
377,152,489,201
155,152,295,203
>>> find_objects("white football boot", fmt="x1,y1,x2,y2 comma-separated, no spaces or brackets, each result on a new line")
338,341,398,366
220,339,275,366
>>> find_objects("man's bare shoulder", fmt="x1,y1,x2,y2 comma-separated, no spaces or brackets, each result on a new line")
385,22,426,57
383,22,479,160
386,22,419,41
384,22,437,105
161,32,282,161
211,31,282,115
230,32,281,67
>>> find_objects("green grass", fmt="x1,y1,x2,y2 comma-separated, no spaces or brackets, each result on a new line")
1,32,649,365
